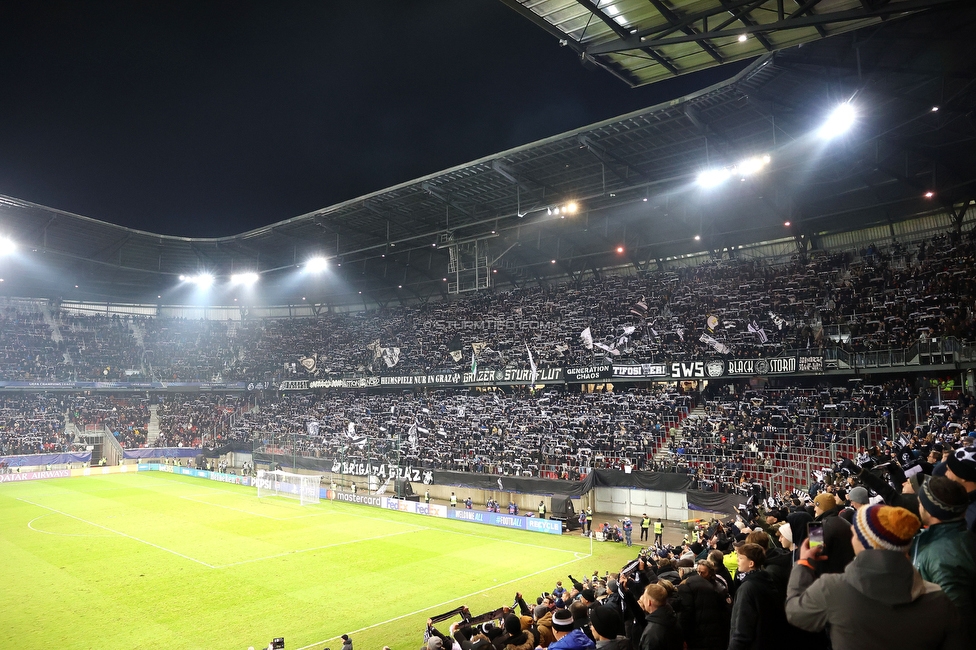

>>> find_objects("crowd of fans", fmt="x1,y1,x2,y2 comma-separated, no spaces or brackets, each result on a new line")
236,388,689,477
409,433,975,649
654,380,921,493
155,394,246,448
0,233,974,384
0,394,78,456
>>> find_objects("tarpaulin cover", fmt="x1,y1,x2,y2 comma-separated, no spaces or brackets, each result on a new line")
0,452,91,467
686,490,747,514
122,447,199,459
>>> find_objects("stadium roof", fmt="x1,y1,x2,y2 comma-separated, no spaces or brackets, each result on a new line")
0,4,974,309
499,0,961,87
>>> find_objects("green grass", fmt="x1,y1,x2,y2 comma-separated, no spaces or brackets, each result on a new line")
0,472,640,650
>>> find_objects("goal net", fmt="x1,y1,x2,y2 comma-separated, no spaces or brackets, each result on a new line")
256,469,322,505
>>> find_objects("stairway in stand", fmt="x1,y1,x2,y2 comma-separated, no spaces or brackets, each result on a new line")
146,405,160,445
653,404,707,465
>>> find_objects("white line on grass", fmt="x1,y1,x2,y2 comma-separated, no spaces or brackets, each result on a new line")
27,514,113,538
178,494,326,521
17,497,217,569
293,548,593,650
214,528,427,569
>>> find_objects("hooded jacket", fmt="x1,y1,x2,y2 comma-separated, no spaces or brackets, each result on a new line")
912,518,976,642
549,628,596,650
728,569,789,650
785,549,966,650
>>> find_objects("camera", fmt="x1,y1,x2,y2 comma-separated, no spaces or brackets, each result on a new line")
270,639,284,650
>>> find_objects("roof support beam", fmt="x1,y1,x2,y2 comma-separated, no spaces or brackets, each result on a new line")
573,0,679,75
718,0,775,51
587,0,954,54
648,0,725,64
578,135,651,186
421,182,476,220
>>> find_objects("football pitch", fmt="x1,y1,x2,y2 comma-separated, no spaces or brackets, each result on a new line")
0,472,639,650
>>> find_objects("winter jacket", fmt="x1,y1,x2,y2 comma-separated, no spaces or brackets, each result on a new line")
728,570,789,650
498,634,534,650
637,605,682,650
912,519,976,642
536,610,556,647
785,549,966,650
813,505,855,575
549,629,596,650
715,560,737,599
594,637,634,649
676,573,731,650
763,546,792,595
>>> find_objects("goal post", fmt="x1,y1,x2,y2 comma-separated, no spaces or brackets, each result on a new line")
256,469,323,505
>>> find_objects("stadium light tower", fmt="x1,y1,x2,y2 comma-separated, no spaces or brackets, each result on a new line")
818,103,856,139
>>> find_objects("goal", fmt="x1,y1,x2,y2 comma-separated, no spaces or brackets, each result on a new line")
256,469,322,505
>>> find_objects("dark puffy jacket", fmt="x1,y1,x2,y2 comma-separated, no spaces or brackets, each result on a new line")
728,570,789,650
912,519,976,642
676,573,731,650
638,605,682,650
764,547,792,595
815,506,855,575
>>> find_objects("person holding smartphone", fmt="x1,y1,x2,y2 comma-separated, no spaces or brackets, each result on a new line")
785,505,965,650
811,493,855,575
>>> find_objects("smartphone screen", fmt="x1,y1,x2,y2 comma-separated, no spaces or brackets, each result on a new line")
808,522,825,548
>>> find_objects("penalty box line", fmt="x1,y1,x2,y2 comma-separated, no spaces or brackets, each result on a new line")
17,497,216,569
294,546,595,650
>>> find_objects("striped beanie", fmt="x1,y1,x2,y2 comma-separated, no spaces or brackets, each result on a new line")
853,504,920,552
917,476,969,522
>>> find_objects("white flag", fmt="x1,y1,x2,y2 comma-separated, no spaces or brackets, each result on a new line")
382,347,401,368
526,343,537,385
699,333,730,355
747,321,768,344
580,327,593,350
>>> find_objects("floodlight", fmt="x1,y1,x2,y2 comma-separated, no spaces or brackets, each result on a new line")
0,237,16,256
736,155,770,176
305,256,328,273
195,274,214,288
738,34,747,42
230,272,259,286
818,103,856,139
565,201,578,214
697,168,731,188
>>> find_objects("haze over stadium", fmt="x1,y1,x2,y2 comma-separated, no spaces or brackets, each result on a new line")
2,2,976,649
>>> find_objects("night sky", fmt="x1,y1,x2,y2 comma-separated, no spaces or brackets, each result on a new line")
0,1,749,238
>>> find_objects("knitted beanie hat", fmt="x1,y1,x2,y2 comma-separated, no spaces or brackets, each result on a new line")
917,476,968,521
852,504,920,552
848,486,870,505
